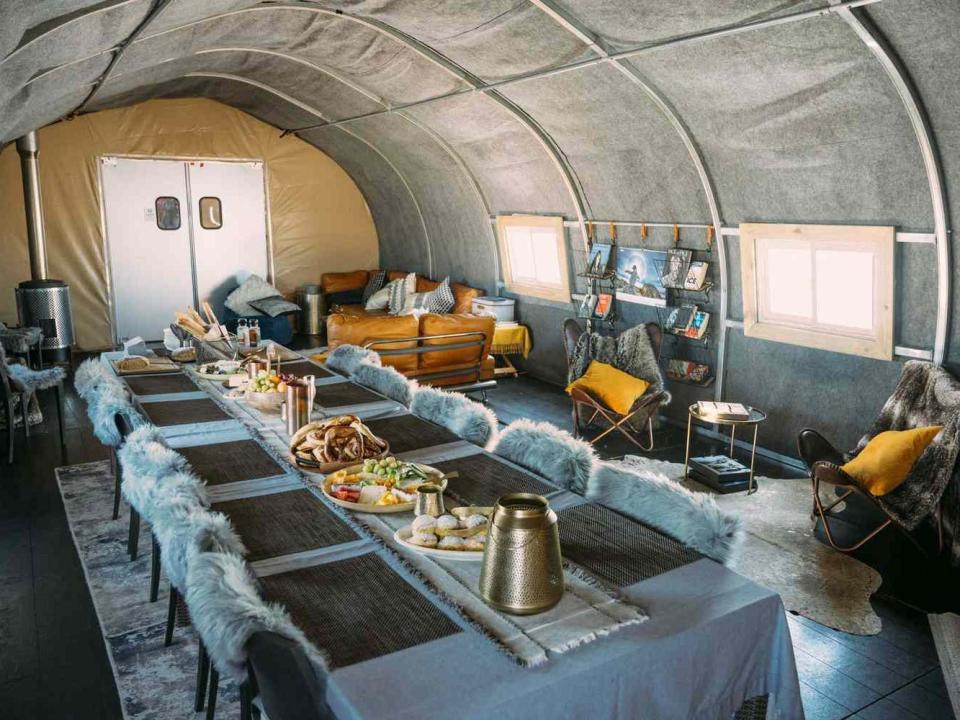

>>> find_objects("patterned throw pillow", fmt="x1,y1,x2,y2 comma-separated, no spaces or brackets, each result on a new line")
400,292,432,315
361,270,387,303
428,277,455,314
365,282,395,311
387,272,417,314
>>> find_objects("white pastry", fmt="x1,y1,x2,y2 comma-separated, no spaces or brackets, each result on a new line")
408,532,438,548
438,536,465,550
412,515,437,533
463,533,486,551
436,515,459,530
462,514,488,529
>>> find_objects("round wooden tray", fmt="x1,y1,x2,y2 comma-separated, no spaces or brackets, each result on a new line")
290,443,390,476
316,462,446,514
394,525,484,561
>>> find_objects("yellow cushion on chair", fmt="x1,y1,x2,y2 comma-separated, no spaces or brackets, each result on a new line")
841,425,942,496
565,361,650,416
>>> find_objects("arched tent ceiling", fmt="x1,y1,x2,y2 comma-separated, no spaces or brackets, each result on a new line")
0,0,954,375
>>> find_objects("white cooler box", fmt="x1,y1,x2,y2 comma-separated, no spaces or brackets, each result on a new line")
472,296,515,322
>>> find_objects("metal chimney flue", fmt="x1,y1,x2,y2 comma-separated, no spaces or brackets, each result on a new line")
15,130,48,280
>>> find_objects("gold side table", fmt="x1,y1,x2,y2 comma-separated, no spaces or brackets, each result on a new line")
683,404,767,494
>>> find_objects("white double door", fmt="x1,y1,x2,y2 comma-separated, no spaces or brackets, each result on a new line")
101,156,269,342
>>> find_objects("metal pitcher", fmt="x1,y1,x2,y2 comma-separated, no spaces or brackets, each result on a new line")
283,375,315,436
479,493,564,615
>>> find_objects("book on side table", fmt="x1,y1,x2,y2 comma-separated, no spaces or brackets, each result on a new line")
696,401,750,421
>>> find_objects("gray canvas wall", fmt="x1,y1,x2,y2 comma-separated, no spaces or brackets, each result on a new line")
1,0,957,459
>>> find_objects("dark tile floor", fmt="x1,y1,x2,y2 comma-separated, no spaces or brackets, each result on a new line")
1,357,956,719
486,373,959,720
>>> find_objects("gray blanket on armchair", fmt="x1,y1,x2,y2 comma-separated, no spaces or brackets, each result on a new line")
851,361,960,565
568,324,670,406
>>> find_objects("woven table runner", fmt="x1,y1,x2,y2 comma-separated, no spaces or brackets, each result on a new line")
179,440,285,486
258,552,462,668
125,372,197,396
141,398,230,427
212,488,358,562
272,360,333,379
363,414,461,454
432,453,555,507
313,381,383,408
557,503,702,588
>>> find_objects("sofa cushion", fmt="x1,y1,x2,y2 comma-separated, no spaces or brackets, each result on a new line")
322,270,370,294
429,278,456,314
387,271,407,282
419,313,494,369
452,283,483,314
416,277,440,293
248,295,301,317
224,275,280,316
365,282,394,311
326,313,419,371
387,272,417,314
362,270,387,303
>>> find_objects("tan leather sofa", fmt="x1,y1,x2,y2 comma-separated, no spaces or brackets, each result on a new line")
317,271,494,388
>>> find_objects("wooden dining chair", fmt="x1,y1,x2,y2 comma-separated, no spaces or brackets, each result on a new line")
563,319,668,451
0,343,65,463
245,631,334,720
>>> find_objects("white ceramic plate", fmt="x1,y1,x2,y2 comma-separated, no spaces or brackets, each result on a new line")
394,525,484,561
320,464,446,514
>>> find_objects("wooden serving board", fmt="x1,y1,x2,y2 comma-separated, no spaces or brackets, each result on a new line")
111,357,180,375
315,463,446,514
289,444,390,476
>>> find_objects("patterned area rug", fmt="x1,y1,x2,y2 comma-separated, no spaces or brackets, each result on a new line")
620,456,883,635
56,460,239,719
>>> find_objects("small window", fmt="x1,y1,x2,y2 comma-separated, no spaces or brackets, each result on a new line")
199,197,222,230
496,215,569,302
740,223,894,360
155,197,180,230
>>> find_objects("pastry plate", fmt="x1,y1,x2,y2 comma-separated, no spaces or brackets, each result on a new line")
317,462,444,514
291,444,390,476
394,525,484,561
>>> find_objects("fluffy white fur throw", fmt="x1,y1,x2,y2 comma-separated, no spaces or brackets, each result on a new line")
353,360,415,406
88,381,142,447
74,357,115,400
492,419,595,494
325,344,381,375
587,461,743,564
153,501,243,591
410,385,498,447
185,551,327,682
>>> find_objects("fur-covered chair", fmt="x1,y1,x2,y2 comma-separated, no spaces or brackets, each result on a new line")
799,360,960,563
1,342,65,463
563,319,669,450
492,419,595,494
74,357,115,401
587,462,743,564
324,344,381,376
410,385,498,447
353,360,416,406
186,551,327,718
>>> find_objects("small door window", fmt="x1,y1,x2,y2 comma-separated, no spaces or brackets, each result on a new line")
199,197,222,230
155,197,181,230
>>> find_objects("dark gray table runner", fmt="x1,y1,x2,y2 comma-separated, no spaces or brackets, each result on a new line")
557,503,703,588
432,453,555,507
179,440,285,486
258,553,462,669
273,360,334,379
125,372,197,396
363,414,461,454
313,382,383,408
141,398,230,427
212,489,358,562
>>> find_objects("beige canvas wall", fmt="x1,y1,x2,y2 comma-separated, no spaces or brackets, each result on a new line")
0,98,378,349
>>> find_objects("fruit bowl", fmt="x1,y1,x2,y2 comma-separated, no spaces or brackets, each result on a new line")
245,389,284,412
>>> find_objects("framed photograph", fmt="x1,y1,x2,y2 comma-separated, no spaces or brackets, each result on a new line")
577,293,598,318
613,246,668,307
584,242,614,278
594,293,614,319
661,249,692,289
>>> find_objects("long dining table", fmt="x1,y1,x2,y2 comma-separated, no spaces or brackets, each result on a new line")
104,345,803,720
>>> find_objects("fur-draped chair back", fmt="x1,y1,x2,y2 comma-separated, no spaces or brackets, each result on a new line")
491,419,596,494
88,380,143,447
353,360,416,406
185,551,327,683
410,385,498,447
117,425,194,520
75,357,115,401
849,361,960,562
325,344,381,376
587,462,743,564
0,341,64,394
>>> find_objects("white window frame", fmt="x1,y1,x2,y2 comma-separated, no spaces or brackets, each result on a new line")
740,222,895,360
495,214,570,302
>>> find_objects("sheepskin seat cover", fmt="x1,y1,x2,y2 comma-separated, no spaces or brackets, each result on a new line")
325,344,381,376
153,499,244,591
353,360,415,406
74,357,115,401
1,342,64,394
87,380,142,447
185,551,327,682
117,426,193,519
410,385,498,447
587,462,743,564
492,419,595,494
